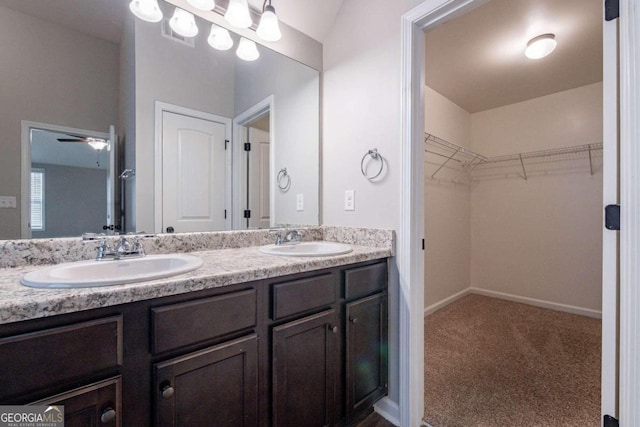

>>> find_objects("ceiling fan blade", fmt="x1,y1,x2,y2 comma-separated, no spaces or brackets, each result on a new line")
57,138,86,142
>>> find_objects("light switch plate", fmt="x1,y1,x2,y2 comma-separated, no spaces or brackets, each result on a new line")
296,194,304,211
0,196,17,209
344,190,355,211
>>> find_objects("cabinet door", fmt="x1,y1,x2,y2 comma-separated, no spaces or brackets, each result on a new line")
154,334,258,427
31,376,121,427
272,309,338,427
345,293,388,423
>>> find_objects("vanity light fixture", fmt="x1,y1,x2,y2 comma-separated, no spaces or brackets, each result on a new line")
128,0,163,23
236,37,260,61
256,0,281,42
169,8,199,38
186,0,216,11
208,24,234,50
87,138,108,151
525,33,557,59
224,0,252,29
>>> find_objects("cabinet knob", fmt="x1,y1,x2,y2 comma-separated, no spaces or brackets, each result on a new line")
161,384,175,399
100,408,116,424
328,325,338,334
349,316,358,324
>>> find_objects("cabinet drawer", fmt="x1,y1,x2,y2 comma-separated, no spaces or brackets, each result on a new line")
272,274,335,320
0,316,122,400
151,289,257,354
343,261,388,300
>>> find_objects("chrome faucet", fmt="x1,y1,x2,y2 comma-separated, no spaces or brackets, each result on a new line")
96,236,145,260
274,229,302,245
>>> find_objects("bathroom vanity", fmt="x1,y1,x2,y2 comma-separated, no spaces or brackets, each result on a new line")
0,230,391,427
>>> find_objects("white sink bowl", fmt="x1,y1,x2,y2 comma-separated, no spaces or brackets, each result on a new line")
21,254,203,289
259,241,352,257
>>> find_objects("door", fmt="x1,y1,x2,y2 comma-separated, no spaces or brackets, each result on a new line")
272,310,338,427
247,127,270,229
162,111,230,233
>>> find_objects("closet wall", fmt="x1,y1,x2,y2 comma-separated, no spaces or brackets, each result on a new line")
425,82,603,316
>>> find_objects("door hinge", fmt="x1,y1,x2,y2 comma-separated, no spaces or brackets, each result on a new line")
604,415,619,427
224,209,227,219
224,139,229,150
422,239,425,251
605,0,619,21
244,142,251,151
605,204,620,230
244,210,251,219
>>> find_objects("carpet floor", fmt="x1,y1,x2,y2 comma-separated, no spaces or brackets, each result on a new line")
424,294,601,427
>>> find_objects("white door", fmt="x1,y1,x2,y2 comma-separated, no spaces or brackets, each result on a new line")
248,127,270,229
162,111,229,233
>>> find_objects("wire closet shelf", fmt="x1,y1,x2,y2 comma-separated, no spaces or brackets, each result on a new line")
424,133,603,184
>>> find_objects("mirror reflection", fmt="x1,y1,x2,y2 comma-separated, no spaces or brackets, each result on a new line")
0,0,319,240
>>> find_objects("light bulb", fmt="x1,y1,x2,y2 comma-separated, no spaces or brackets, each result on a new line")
208,24,233,50
256,5,281,42
187,0,216,10
236,37,260,61
169,8,199,38
225,0,252,29
525,34,557,59
129,0,163,23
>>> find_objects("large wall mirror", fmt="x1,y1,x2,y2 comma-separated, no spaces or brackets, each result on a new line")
0,0,320,240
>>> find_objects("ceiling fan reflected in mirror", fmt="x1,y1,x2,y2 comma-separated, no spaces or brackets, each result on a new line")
57,134,109,151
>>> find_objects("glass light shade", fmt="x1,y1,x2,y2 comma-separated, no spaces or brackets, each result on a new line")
87,139,108,151
208,24,233,50
525,34,557,59
169,8,199,38
129,0,163,23
224,0,252,29
236,37,260,61
256,5,281,42
186,0,216,10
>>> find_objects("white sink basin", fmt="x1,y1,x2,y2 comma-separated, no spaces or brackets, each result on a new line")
21,254,203,289
259,241,353,257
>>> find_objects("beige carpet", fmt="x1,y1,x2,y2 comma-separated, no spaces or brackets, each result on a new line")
424,294,601,427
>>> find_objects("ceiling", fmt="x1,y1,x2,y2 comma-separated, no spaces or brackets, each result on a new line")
0,0,341,44
424,0,603,113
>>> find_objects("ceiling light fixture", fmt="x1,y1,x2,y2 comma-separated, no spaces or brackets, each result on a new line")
208,24,234,50
236,37,260,61
87,138,108,151
225,0,252,29
186,0,216,11
170,8,199,38
256,0,282,42
525,33,557,59
128,0,163,23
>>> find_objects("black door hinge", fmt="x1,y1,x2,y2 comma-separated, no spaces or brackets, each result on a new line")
605,204,620,230
244,142,251,151
243,210,251,219
605,0,619,21
224,139,229,150
224,209,227,219
604,415,619,427
422,239,425,250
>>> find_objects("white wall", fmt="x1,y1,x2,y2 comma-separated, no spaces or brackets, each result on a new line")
469,83,603,312
0,5,119,239
424,87,472,309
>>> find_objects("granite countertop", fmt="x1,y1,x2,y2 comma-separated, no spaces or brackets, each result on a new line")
0,244,391,325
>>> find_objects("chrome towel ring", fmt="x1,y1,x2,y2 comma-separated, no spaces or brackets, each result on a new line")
360,148,384,181
277,168,291,191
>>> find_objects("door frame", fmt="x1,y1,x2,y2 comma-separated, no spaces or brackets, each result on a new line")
153,101,232,234
399,1,640,426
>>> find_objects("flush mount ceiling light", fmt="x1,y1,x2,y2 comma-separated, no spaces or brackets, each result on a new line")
208,24,234,50
87,138,108,151
225,0,252,29
170,8,199,38
187,0,216,11
129,0,163,23
525,33,557,59
256,0,281,42
236,37,260,61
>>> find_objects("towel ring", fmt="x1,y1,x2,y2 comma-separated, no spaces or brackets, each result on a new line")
277,168,291,191
360,148,384,180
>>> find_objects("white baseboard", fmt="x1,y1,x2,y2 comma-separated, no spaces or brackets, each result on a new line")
424,288,471,316
423,287,602,319
469,287,602,319
374,397,400,426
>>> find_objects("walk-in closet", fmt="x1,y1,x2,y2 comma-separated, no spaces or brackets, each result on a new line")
421,0,603,425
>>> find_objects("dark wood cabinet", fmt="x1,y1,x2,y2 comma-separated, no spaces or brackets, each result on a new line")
272,309,339,427
154,334,259,427
31,376,122,427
